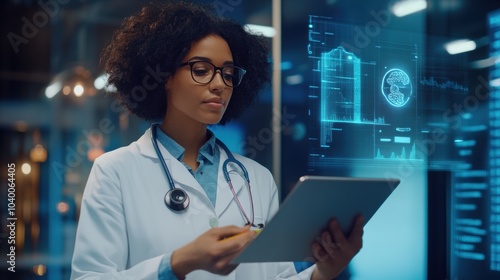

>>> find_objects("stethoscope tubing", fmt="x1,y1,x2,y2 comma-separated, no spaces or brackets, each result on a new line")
150,123,261,228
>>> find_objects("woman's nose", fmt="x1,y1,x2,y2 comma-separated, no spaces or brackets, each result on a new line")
209,71,227,92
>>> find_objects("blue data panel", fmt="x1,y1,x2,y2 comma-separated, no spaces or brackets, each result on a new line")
489,7,500,274
308,16,421,165
304,15,426,280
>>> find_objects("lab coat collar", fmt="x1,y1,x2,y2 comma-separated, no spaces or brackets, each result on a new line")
136,128,208,201
136,127,162,159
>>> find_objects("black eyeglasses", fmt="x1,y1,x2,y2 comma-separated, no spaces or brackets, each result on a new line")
179,60,247,88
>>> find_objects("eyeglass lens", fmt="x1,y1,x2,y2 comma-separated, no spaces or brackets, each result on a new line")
189,61,245,87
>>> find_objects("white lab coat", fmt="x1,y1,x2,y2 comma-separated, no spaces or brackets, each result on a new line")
71,128,315,279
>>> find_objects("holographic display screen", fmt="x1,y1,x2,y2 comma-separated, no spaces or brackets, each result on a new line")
307,16,422,169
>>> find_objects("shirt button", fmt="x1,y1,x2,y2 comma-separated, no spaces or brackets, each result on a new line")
209,217,219,228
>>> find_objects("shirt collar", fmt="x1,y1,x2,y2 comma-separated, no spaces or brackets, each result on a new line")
200,130,217,164
155,126,217,164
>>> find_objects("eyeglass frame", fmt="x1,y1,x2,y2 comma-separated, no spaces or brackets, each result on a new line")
179,60,247,88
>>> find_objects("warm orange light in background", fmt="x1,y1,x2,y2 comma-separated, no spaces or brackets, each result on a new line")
45,66,96,98
73,84,84,97
30,130,48,163
87,147,105,162
30,144,47,163
33,264,47,276
21,162,32,175
15,121,28,132
56,202,70,214
63,85,71,95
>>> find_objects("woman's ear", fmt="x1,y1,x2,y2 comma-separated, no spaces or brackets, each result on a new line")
164,74,172,93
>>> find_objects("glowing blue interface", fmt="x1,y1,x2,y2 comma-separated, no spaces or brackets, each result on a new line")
304,16,426,279
448,9,500,278
489,9,500,272
300,9,499,280
307,15,421,167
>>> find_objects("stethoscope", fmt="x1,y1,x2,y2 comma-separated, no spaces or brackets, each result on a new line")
150,123,264,229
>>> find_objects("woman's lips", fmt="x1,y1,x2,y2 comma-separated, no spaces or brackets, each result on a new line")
203,98,224,110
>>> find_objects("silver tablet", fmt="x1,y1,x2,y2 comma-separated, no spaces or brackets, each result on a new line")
232,175,400,263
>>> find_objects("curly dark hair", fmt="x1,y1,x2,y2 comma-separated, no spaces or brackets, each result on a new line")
101,0,271,124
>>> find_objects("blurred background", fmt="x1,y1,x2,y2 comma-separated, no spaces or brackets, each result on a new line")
1,0,500,279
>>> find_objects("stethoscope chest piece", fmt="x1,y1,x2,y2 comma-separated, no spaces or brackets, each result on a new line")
151,123,261,227
165,188,190,211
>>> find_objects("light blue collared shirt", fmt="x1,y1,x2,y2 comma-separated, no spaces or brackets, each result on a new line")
155,126,220,206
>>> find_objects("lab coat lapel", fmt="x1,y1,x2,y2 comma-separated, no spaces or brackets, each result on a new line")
215,151,245,217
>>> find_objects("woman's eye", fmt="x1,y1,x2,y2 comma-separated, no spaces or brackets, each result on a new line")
223,73,234,80
223,69,235,79
193,68,210,76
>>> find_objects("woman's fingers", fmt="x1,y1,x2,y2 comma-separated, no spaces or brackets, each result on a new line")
171,225,257,277
310,216,365,279
213,225,251,240
328,219,347,248
347,215,364,250
313,215,365,260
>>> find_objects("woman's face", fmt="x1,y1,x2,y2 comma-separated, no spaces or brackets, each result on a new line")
165,35,234,126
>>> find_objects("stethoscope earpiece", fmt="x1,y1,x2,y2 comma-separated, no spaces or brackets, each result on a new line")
165,188,190,211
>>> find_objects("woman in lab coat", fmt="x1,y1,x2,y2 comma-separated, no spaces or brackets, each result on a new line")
70,1,363,279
